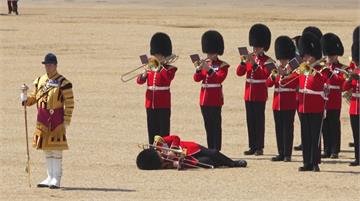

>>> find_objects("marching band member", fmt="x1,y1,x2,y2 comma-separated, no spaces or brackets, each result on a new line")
136,135,247,170
193,30,229,151
20,53,74,188
237,24,273,156
280,32,327,171
266,36,297,162
137,32,177,144
343,41,360,166
319,33,346,159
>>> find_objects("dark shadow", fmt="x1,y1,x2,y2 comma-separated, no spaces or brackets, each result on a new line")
62,187,136,192
321,160,353,164
321,170,360,175
0,13,9,16
340,150,354,153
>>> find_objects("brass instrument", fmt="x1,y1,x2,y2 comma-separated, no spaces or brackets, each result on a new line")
121,54,178,83
292,57,326,75
334,67,360,104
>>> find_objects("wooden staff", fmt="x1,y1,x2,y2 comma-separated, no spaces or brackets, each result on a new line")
21,84,31,188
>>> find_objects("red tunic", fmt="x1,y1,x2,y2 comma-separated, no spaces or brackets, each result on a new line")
193,59,229,106
280,65,327,113
343,68,360,115
266,73,297,111
137,65,177,109
160,135,201,156
323,62,346,110
236,54,272,102
348,61,357,71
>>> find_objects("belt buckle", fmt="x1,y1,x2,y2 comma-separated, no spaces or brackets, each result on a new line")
49,109,54,115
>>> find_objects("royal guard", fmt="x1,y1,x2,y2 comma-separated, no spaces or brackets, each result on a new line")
237,24,273,156
343,41,360,166
280,32,327,171
348,26,359,71
266,36,297,162
319,33,346,159
137,32,178,144
136,135,247,170
20,53,74,188
193,30,229,151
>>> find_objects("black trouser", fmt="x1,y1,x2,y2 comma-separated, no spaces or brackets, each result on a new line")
273,110,296,157
350,115,360,162
299,113,323,166
192,146,235,168
245,101,265,150
146,108,170,144
200,106,222,151
7,1,18,13
322,110,341,155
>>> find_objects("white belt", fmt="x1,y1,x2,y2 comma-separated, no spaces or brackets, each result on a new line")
352,93,360,98
246,79,266,84
147,86,170,91
201,83,222,88
299,88,324,96
274,88,296,93
327,85,341,90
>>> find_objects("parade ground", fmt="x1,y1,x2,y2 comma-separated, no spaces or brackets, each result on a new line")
0,0,359,200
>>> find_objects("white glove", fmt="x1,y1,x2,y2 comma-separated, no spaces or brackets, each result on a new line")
20,92,27,102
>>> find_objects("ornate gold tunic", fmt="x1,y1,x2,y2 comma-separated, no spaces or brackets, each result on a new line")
25,71,74,150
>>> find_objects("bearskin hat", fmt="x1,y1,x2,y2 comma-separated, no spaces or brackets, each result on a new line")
136,149,162,170
299,32,322,60
302,26,323,40
275,36,296,60
321,33,344,56
249,23,271,51
150,32,172,57
201,30,224,55
353,25,360,42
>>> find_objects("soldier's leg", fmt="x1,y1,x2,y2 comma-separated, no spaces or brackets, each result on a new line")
158,108,171,137
12,1,18,15
321,114,331,158
254,101,265,153
330,110,341,156
245,101,256,152
7,1,12,14
350,115,360,165
310,113,322,170
49,151,63,189
194,147,246,168
272,110,284,160
211,106,222,151
37,151,53,188
201,106,214,149
146,109,159,144
299,113,312,170
283,110,295,159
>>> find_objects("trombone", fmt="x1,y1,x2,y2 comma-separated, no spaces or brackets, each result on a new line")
121,54,179,83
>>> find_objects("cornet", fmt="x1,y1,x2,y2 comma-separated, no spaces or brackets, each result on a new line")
121,54,178,83
292,57,326,75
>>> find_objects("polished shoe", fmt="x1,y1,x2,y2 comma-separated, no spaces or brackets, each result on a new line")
313,165,320,172
283,156,291,162
254,149,263,156
271,155,284,161
294,144,302,151
244,149,256,155
349,161,359,166
349,142,354,147
298,165,312,171
321,153,331,158
234,160,247,168
330,154,339,159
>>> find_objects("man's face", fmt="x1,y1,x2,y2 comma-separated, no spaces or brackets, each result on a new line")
44,63,57,74
206,53,218,60
253,47,264,55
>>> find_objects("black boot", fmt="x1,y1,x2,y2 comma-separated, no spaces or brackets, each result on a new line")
254,149,263,156
294,144,302,151
349,160,359,166
234,160,247,168
244,149,256,155
271,155,284,162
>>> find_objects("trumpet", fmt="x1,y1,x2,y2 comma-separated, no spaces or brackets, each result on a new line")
121,54,178,83
292,57,326,75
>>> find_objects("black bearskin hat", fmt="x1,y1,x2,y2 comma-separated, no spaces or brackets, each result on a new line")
201,30,224,55
275,36,296,60
249,24,271,51
299,32,322,60
352,41,359,64
292,35,301,49
302,26,323,40
353,25,360,42
150,32,172,57
136,149,162,170
321,33,344,56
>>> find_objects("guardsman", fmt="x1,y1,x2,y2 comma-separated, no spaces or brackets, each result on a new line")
343,41,360,166
136,135,247,170
266,36,297,162
137,32,178,144
236,24,273,156
280,32,327,171
193,30,229,151
7,0,19,15
319,33,346,159
21,53,74,188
